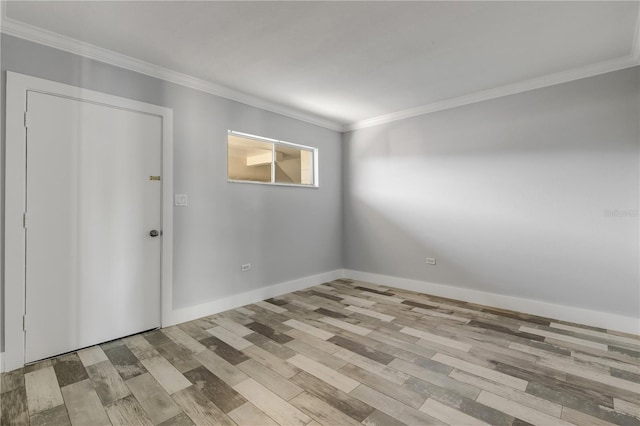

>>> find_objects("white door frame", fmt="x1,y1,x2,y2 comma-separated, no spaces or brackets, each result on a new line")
4,71,174,372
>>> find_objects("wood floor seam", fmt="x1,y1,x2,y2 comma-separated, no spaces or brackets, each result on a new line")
3,279,639,426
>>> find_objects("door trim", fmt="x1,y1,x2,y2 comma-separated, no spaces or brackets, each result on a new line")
4,71,174,372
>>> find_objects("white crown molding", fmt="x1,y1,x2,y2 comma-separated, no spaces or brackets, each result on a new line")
2,4,638,135
0,14,344,132
344,54,640,132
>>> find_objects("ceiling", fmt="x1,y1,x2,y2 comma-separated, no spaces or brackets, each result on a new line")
2,1,639,131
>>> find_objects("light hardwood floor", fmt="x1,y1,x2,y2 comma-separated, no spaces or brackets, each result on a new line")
1,279,639,425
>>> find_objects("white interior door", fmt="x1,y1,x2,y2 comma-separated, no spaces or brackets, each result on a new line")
25,91,162,363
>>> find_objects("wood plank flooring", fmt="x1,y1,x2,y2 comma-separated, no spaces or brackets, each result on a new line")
2,279,640,425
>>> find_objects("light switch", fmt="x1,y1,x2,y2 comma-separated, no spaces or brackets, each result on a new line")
174,194,188,206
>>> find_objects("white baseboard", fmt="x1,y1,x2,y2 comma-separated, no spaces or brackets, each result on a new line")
0,353,4,373
164,269,345,327
344,269,639,335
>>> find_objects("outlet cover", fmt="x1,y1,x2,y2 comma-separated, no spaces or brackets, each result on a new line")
425,257,436,265
175,194,188,206
241,263,251,272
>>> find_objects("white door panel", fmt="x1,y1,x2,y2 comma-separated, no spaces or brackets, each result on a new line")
25,91,162,363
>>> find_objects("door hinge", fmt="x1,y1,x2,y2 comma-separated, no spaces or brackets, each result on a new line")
23,212,28,229
24,112,31,128
23,315,27,331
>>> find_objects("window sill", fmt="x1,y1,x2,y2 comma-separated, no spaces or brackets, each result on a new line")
227,179,319,189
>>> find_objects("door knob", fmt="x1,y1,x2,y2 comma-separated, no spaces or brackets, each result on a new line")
150,230,159,237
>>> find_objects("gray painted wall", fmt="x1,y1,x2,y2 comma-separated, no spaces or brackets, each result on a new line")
0,34,343,349
343,67,640,317
1,34,638,355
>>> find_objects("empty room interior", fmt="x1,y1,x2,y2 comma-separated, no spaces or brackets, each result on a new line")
1,1,639,425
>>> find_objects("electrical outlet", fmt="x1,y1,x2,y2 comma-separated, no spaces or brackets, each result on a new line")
241,263,251,272
425,257,436,265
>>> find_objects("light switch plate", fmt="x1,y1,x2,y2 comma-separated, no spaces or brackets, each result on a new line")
175,194,188,206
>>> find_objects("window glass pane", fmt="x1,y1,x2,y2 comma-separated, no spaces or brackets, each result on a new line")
300,149,314,185
228,134,273,182
274,144,314,185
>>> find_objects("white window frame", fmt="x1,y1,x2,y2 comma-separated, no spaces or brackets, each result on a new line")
227,130,319,188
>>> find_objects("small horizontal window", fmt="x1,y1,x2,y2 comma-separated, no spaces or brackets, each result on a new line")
227,131,318,187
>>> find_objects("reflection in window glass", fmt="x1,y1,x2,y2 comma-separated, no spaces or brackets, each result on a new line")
274,144,314,185
227,134,273,183
227,131,317,187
